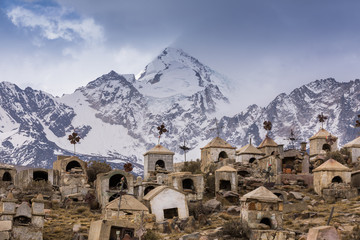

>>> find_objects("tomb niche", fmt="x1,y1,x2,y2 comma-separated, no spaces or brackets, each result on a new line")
215,166,238,193
200,137,236,173
309,128,338,158
313,159,352,196
236,141,265,164
143,144,174,181
343,136,360,163
240,186,283,230
0,163,17,186
143,186,189,222
95,169,134,208
167,172,204,201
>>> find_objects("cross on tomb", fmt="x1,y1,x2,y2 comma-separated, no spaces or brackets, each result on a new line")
210,118,223,137
317,113,328,129
179,138,191,162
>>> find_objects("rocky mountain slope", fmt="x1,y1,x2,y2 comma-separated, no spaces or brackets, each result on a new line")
0,48,359,175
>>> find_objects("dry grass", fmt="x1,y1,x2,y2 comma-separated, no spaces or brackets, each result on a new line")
43,206,101,240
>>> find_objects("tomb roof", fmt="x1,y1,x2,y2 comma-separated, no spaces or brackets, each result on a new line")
143,144,174,156
236,143,264,155
216,165,236,172
258,135,278,148
309,128,337,140
15,202,32,218
313,159,350,172
105,195,148,212
143,186,183,201
240,186,282,202
201,137,236,149
0,163,15,170
343,136,360,148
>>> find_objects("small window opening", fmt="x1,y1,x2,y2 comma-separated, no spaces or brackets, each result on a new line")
66,161,83,173
249,158,256,164
109,174,128,190
33,171,48,181
109,226,134,240
218,151,228,161
14,216,31,226
182,178,195,191
260,217,272,228
155,160,165,169
2,172,12,181
109,194,118,202
219,180,231,191
274,193,284,201
332,176,343,183
163,208,178,219
144,186,155,196
322,144,331,152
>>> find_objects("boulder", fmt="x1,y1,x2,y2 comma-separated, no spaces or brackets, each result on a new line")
180,232,200,240
307,226,340,240
203,199,221,213
289,191,303,200
227,206,241,214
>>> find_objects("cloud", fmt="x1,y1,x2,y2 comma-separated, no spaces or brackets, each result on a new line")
6,6,104,45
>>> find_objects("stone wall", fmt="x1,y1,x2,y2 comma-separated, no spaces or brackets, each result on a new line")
148,188,189,222
95,170,134,207
14,168,59,189
144,154,173,180
167,172,204,201
215,171,237,193
313,171,351,195
309,138,338,157
201,148,235,172
249,230,295,240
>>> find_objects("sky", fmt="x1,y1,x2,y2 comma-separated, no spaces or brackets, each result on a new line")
1,0,360,109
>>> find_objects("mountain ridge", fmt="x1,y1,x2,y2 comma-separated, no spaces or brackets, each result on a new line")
0,48,359,176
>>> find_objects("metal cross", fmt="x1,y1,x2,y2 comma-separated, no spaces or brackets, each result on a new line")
210,118,223,137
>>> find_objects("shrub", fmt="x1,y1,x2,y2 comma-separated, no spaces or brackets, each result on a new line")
350,225,360,240
325,148,350,165
143,230,162,240
24,180,52,193
87,160,112,183
222,218,247,238
76,206,88,214
205,174,215,196
181,160,202,174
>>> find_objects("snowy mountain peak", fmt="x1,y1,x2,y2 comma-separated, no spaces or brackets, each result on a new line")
135,47,231,98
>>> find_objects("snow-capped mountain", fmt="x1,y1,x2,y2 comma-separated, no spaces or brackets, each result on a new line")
0,47,359,176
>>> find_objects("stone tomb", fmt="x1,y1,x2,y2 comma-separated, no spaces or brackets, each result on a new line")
200,137,236,173
313,159,351,195
167,172,204,201
257,135,281,157
351,170,360,193
309,128,338,158
96,169,134,208
88,219,138,240
143,186,189,222
143,144,174,181
240,186,283,230
0,163,16,186
0,193,45,240
53,156,89,199
14,168,59,190
236,142,264,164
133,176,160,201
343,136,360,163
215,166,238,193
103,194,149,219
